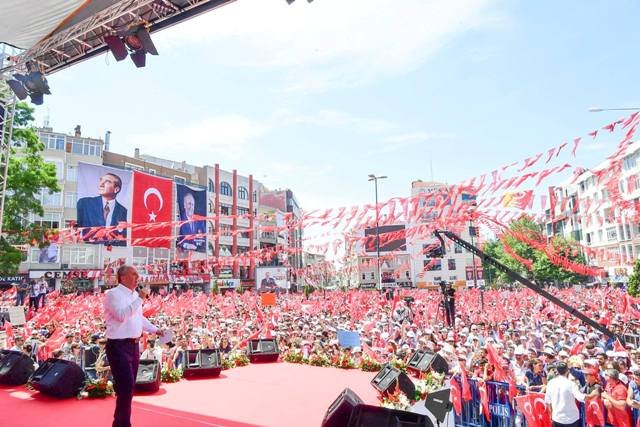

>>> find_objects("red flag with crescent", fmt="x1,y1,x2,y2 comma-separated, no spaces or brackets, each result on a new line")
478,380,491,422
584,397,605,427
450,378,462,415
514,393,551,427
132,171,173,248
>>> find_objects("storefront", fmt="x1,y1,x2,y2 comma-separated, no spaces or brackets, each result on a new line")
29,269,101,293
0,274,28,290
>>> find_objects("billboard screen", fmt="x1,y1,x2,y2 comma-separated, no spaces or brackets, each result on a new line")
364,225,406,253
256,266,289,291
260,191,287,212
77,163,132,246
176,184,207,253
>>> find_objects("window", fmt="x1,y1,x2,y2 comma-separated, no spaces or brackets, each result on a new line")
598,230,603,242
208,200,214,214
174,176,186,185
606,227,617,241
370,272,375,279
253,190,257,202
32,212,60,229
449,276,457,280
361,273,366,280
220,204,231,215
64,192,77,208
64,247,95,265
238,186,248,200
208,179,215,193
69,138,100,156
66,165,77,181
37,189,61,207
424,259,442,271
454,243,463,254
433,276,442,282
220,182,232,197
448,259,456,270
40,133,65,151
237,207,249,216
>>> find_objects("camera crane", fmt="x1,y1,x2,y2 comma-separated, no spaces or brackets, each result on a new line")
433,229,618,340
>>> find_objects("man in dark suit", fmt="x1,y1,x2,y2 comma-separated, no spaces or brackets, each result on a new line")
177,192,206,252
260,271,278,292
77,172,128,245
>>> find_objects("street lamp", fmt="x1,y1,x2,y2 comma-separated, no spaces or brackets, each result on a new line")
368,174,387,292
588,107,640,112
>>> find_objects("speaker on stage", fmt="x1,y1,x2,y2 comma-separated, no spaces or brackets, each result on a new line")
247,339,279,363
371,364,415,398
135,359,161,392
31,358,85,398
0,350,35,385
183,349,222,377
347,404,434,427
407,350,449,375
424,387,452,425
322,388,364,427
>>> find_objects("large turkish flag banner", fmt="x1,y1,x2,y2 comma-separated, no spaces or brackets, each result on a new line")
131,171,173,248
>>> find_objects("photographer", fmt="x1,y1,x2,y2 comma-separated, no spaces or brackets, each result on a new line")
440,282,456,327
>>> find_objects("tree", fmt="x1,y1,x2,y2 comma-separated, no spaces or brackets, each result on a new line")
532,235,587,285
628,258,640,297
0,100,60,275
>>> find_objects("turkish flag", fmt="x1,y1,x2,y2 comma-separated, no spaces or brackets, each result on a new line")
459,362,472,401
450,378,462,416
514,393,551,427
478,380,491,422
131,171,173,248
585,397,605,427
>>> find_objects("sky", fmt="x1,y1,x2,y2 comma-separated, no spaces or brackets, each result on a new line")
31,0,640,215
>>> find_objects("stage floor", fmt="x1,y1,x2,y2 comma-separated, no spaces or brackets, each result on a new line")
0,362,380,427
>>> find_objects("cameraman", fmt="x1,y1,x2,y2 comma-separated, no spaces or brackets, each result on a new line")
441,282,455,327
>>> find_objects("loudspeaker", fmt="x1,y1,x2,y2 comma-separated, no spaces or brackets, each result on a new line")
407,350,449,375
347,404,434,427
31,358,85,398
371,364,415,398
247,339,279,363
135,359,161,392
322,388,364,427
183,349,222,377
424,387,452,424
0,351,35,385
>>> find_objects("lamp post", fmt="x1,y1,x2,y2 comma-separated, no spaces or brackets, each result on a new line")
368,174,387,292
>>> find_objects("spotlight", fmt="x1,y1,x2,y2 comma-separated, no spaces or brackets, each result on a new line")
6,65,51,105
104,25,158,68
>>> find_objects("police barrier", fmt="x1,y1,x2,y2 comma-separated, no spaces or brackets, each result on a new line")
452,377,639,427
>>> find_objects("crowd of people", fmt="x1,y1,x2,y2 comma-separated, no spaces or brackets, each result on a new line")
1,282,640,424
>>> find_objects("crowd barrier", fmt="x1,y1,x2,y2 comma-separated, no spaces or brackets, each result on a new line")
452,377,640,427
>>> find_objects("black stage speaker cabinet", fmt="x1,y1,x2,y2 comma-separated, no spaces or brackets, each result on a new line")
347,404,434,427
183,349,222,377
322,388,364,427
0,350,35,385
371,364,415,398
407,350,449,375
31,358,85,398
135,359,161,392
247,339,279,363
424,387,452,425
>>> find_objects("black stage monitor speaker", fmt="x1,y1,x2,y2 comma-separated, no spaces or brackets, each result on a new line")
371,364,415,398
424,387,452,424
247,339,279,363
322,388,364,427
407,350,449,375
31,358,85,398
183,349,222,377
0,351,35,385
135,359,161,392
347,404,434,427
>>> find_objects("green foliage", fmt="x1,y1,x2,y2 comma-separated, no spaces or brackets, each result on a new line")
0,101,60,275
628,258,640,297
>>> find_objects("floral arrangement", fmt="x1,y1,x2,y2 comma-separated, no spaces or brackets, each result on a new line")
359,356,382,372
232,352,250,367
284,350,304,364
221,357,235,370
161,367,183,383
308,353,331,367
390,358,407,373
379,389,412,411
334,352,356,369
413,371,445,401
80,377,114,399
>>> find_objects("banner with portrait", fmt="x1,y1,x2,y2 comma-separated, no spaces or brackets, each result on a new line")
175,184,207,253
256,266,289,291
77,163,132,246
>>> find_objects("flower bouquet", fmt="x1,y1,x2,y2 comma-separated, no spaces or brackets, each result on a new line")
413,371,445,400
379,389,412,411
308,353,331,367
221,356,235,370
232,352,250,367
334,352,355,369
161,367,183,383
81,377,114,399
390,358,407,373
359,356,382,372
284,350,304,364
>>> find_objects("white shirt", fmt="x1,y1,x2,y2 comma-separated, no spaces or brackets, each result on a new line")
141,347,163,361
104,284,157,339
102,198,115,226
544,374,586,424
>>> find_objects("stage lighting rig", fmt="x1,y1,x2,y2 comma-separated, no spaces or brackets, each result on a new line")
104,24,159,68
6,62,51,105
286,0,314,4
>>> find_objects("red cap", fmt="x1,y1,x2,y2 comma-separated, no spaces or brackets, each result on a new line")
583,368,599,376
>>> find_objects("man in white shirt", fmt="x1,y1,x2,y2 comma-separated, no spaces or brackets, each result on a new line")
545,361,599,427
104,265,163,427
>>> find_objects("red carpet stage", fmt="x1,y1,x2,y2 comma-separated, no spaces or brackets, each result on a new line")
0,363,380,427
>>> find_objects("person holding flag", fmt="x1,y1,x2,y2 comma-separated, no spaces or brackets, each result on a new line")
545,361,599,427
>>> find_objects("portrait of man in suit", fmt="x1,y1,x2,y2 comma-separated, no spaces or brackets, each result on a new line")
77,172,128,245
260,271,278,292
177,192,206,252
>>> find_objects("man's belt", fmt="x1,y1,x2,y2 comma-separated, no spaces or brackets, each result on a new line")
107,337,140,343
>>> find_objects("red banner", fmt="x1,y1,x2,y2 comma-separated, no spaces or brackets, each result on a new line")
131,171,173,248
